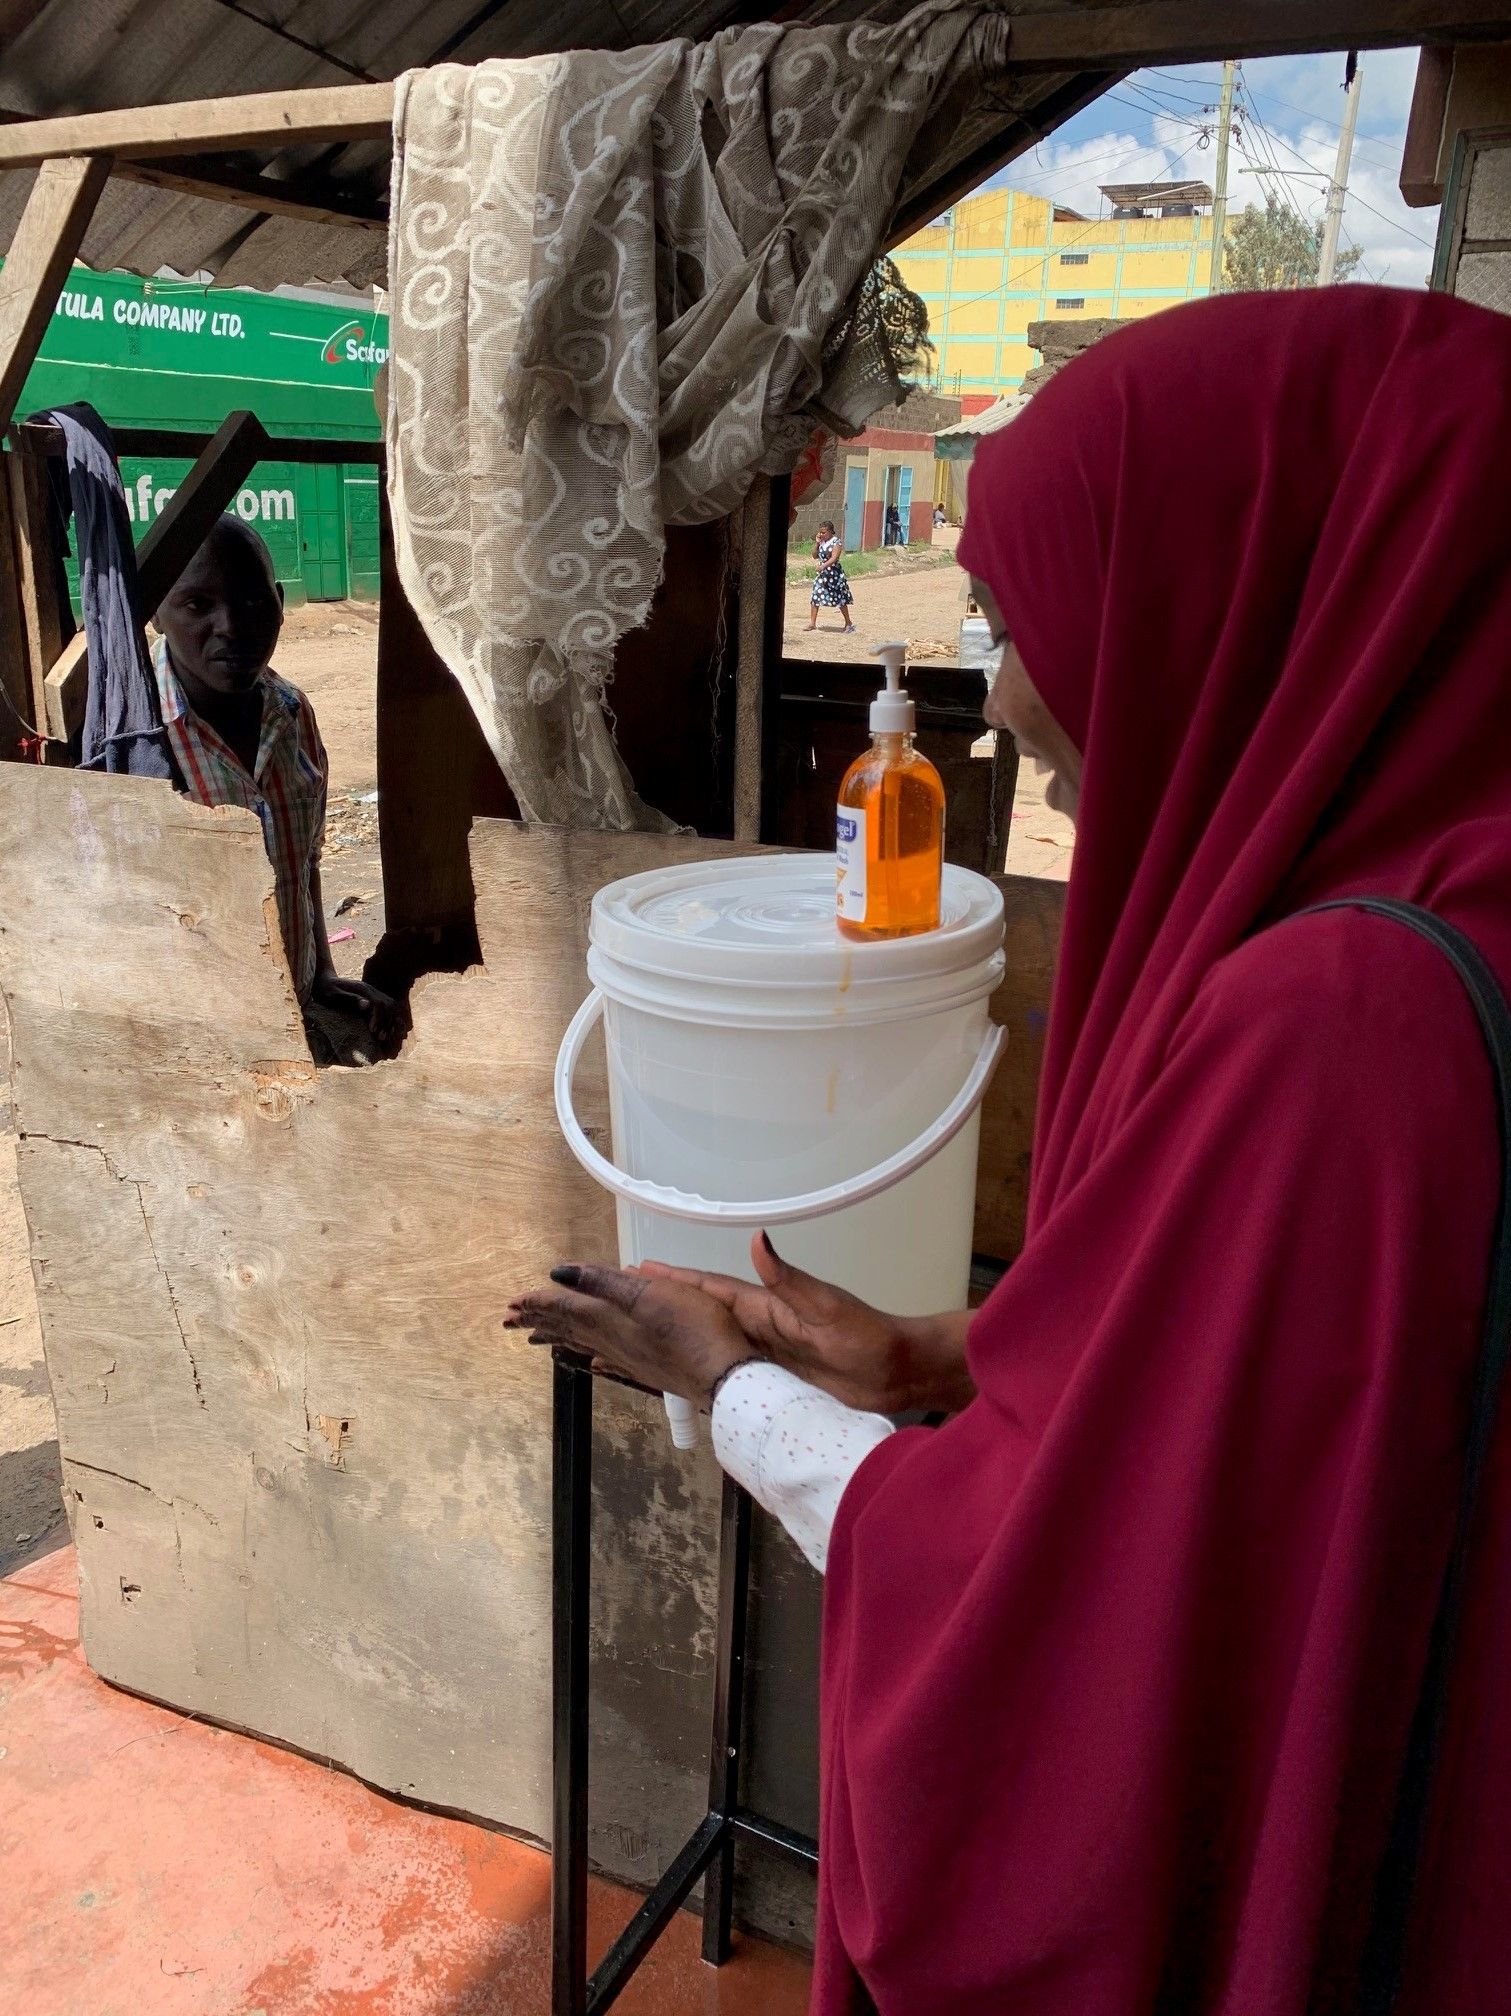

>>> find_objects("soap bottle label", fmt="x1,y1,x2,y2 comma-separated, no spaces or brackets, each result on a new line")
836,806,868,921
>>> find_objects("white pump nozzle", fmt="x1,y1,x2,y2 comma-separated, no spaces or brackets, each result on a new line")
869,640,914,734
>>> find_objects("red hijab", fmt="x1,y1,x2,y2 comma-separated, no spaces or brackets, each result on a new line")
816,289,1511,2015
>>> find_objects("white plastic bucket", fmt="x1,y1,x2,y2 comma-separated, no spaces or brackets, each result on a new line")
555,856,1007,1444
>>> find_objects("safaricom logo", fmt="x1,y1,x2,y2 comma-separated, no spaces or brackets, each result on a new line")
323,318,389,367
125,474,293,525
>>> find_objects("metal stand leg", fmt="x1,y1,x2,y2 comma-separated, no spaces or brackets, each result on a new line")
552,1356,593,2016
702,1476,753,1963
548,1366,816,2012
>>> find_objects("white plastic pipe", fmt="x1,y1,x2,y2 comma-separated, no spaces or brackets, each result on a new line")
663,1394,700,1449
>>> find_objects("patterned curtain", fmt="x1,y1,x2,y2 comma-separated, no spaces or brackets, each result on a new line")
387,3,1010,828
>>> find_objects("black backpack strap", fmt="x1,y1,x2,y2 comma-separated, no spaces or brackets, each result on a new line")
1297,898,1511,2013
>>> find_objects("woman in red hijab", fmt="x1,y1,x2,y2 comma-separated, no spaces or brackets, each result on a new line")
508,287,1511,2013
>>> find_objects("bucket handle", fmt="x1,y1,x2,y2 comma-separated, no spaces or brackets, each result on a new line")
554,989,1007,1229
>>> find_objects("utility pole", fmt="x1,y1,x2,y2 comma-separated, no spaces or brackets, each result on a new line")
1207,59,1236,295
1318,54,1363,285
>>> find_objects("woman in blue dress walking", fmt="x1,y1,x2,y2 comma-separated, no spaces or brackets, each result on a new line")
807,519,856,634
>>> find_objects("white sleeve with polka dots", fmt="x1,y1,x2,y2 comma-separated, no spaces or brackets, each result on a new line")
709,1359,894,1574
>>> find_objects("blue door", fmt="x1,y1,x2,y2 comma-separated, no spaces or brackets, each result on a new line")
896,465,914,546
844,464,865,551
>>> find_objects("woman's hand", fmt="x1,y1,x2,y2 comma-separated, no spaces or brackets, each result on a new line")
640,1233,976,1415
504,1266,757,1405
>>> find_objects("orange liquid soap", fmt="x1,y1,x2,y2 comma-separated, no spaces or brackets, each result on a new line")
836,642,945,941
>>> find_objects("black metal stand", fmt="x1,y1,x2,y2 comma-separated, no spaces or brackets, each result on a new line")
551,1353,819,2016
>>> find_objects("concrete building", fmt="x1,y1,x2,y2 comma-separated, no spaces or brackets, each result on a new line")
790,387,960,551
893,179,1221,409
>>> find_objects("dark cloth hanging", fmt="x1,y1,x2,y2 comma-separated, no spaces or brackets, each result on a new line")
37,403,179,781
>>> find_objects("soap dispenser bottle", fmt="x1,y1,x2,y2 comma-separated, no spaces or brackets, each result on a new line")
836,641,945,940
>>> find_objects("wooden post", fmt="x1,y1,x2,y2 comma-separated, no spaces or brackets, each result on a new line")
0,460,37,760
6,444,71,740
0,155,111,435
732,477,771,845
374,484,518,957
41,410,270,741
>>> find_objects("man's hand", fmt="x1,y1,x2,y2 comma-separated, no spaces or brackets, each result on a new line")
639,1233,975,1415
311,967,398,1043
504,1266,757,1405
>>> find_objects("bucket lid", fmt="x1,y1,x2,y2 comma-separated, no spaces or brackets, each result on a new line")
589,855,1004,996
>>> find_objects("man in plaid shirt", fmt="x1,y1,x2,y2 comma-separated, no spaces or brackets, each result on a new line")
153,517,393,1054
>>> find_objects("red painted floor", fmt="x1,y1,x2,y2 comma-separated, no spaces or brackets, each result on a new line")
1,1548,813,2016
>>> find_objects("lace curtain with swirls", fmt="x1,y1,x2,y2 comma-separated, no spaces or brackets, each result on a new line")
387,3,1010,829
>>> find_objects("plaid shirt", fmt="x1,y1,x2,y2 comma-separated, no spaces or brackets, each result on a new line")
152,638,328,1000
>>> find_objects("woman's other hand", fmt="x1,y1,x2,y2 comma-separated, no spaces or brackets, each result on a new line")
640,1233,975,1415
504,1266,756,1404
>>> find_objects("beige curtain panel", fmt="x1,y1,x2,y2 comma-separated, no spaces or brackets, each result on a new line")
387,2,1010,828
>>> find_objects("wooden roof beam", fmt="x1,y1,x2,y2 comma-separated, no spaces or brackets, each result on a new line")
1006,0,1511,72
0,107,386,224
0,83,395,169
1,4,1510,176
0,154,110,431
117,154,386,227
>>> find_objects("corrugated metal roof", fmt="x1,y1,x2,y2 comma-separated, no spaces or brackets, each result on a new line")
1099,178,1214,206
0,0,1104,289
935,392,1027,449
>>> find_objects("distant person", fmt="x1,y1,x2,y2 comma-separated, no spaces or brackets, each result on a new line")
884,502,904,547
152,517,394,1062
933,502,947,530
807,519,855,635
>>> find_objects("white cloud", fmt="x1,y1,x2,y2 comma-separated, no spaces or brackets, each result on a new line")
1229,113,1437,287
1238,47,1422,135
988,52,1440,290
999,112,1221,222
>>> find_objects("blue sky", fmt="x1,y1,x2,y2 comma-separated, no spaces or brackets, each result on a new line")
981,48,1439,287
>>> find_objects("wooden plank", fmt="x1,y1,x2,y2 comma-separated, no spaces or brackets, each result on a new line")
374,486,518,950
1401,45,1455,207
40,631,87,743
1003,0,1511,72
733,477,770,845
0,110,385,225
112,154,386,229
6,445,69,734
0,780,820,1944
41,410,270,743
0,154,110,434
0,83,394,168
0,458,37,760
133,411,269,611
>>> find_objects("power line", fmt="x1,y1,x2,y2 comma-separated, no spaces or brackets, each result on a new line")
1240,76,1325,230
1147,64,1401,164
1338,185,1438,248
1235,92,1439,249
992,135,1191,195
1124,73,1222,111
1104,92,1209,131
1234,80,1316,234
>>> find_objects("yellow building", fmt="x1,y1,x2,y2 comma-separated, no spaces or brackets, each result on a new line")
892,179,1222,401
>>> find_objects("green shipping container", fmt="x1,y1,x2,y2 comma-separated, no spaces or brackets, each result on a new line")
12,266,388,605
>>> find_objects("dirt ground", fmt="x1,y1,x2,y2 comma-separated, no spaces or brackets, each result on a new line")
0,577,1072,1571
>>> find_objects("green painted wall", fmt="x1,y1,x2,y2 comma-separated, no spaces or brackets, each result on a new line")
14,266,387,603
